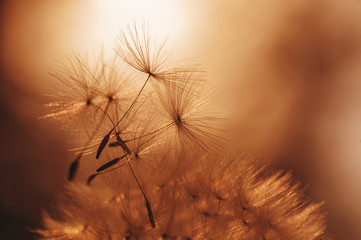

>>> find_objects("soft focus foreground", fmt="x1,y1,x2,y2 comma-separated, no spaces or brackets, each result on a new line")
36,154,328,239
1,0,361,239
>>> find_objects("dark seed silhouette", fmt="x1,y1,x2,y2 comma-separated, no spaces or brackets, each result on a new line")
116,134,131,154
109,142,121,147
146,200,156,228
68,155,81,181
96,130,112,159
87,174,97,185
96,156,124,172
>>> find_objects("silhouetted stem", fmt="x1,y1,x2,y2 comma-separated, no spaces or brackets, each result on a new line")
126,156,156,228
125,120,176,142
68,102,111,180
113,74,152,131
96,74,152,159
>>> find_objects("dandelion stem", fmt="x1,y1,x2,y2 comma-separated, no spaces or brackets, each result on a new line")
92,104,117,131
87,161,129,185
96,74,152,159
125,154,156,228
69,102,111,180
124,120,176,142
115,133,132,154
114,74,151,130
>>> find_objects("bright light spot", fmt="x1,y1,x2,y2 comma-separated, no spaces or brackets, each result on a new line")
93,0,185,55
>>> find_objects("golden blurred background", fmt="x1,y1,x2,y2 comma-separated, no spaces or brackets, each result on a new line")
1,0,361,239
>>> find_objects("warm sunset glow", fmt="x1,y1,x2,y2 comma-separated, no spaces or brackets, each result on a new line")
94,0,185,51
0,0,186,91
2,1,361,239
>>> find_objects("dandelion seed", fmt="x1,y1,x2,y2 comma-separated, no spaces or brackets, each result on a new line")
115,21,169,78
96,130,112,159
97,23,196,159
145,199,156,228
108,141,121,147
124,154,156,229
86,174,97,185
155,70,224,153
115,132,132,155
96,156,126,172
40,24,331,240
87,160,128,185
95,73,152,158
68,155,81,181
44,52,136,180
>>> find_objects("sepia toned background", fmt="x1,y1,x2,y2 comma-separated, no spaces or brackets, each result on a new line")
1,0,361,239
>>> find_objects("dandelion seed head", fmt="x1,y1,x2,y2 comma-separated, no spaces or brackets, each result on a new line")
39,24,330,240
38,152,329,239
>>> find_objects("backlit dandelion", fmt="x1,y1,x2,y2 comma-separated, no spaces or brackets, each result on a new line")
37,24,331,240
35,153,330,240
155,70,224,153
115,21,169,78
42,53,136,180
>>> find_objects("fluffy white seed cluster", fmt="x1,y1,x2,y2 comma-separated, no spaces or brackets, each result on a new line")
37,23,330,240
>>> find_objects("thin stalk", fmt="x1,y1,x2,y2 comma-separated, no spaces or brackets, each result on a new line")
114,74,151,131
96,74,152,159
125,155,156,228
68,102,111,180
124,120,176,142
